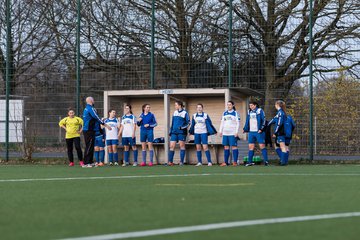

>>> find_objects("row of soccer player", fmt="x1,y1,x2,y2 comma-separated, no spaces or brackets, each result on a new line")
59,97,295,167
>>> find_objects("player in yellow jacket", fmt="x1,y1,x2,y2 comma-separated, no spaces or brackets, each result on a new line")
59,108,84,166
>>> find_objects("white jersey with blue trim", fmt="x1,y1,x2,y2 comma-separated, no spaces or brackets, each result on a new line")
121,114,136,138
104,118,120,140
193,113,208,134
219,110,240,136
249,109,261,132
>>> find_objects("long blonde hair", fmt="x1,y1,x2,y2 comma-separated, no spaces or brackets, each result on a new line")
275,100,286,113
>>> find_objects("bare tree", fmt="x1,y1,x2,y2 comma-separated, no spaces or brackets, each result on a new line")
220,0,360,115
0,0,58,95
78,0,228,88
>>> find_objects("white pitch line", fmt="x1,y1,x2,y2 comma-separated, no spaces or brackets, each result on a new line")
0,173,216,183
1,172,360,183
59,212,360,240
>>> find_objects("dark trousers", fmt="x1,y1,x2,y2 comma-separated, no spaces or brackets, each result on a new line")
65,137,83,163
83,130,95,164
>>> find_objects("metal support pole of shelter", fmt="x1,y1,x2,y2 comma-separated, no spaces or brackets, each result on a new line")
164,94,170,163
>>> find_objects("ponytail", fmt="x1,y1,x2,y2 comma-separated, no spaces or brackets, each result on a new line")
125,104,133,114
228,101,236,111
142,104,150,113
175,100,184,108
108,109,116,117
275,100,286,113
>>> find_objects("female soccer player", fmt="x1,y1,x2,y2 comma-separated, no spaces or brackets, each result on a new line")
104,109,121,166
168,101,190,166
119,105,138,167
137,104,157,166
189,103,217,166
94,131,105,166
59,108,84,166
268,100,288,165
219,101,240,166
243,101,269,166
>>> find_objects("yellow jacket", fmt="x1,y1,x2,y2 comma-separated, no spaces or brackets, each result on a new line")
59,116,84,139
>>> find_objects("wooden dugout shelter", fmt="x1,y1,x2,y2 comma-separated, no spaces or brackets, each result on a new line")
103,88,261,164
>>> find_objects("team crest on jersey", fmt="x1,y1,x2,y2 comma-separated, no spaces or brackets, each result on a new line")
250,113,257,119
196,119,205,123
224,115,233,121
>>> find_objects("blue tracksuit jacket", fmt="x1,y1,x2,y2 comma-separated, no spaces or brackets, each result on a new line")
243,107,266,132
82,104,104,133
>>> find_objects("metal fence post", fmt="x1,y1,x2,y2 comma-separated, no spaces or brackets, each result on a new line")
150,0,155,89
228,0,233,88
309,0,314,161
314,116,317,155
5,0,12,161
76,0,81,116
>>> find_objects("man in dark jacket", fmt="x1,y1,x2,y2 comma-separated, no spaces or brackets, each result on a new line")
82,97,111,167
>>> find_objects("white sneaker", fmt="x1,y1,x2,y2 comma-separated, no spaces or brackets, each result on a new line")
82,164,93,168
179,162,184,166
114,162,119,166
122,163,128,167
195,162,202,167
109,162,113,166
132,162,138,167
207,162,212,166
245,162,255,167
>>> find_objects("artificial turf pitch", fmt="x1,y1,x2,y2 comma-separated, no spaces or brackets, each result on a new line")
0,164,359,240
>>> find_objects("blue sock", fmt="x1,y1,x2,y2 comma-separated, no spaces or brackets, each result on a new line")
94,151,100,163
99,150,105,163
180,149,186,164
248,150,254,163
205,150,211,163
149,150,154,163
133,150,138,163
232,149,239,164
261,148,268,163
224,149,230,165
108,152,113,163
280,151,287,165
275,148,282,158
169,150,175,163
142,151,147,164
285,151,290,165
124,151,129,163
196,151,202,164
114,152,118,163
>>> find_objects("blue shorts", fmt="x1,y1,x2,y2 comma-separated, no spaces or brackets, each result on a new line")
106,139,119,146
95,135,105,148
248,131,265,144
122,137,136,146
276,135,286,144
140,129,154,143
222,135,237,147
194,133,208,145
276,136,291,146
170,134,186,142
